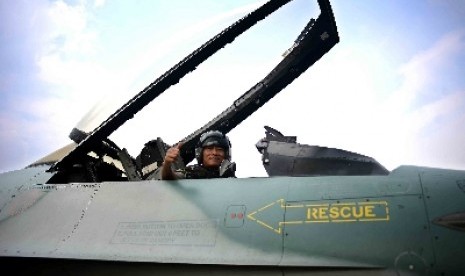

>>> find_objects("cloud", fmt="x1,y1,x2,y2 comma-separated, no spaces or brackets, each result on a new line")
74,0,270,135
393,29,465,109
93,0,106,8
0,0,272,173
271,28,465,172
39,1,99,84
33,0,116,133
392,29,464,129
380,30,465,169
0,0,102,172
2,0,464,176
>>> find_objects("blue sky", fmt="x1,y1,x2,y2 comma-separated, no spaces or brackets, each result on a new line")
1,0,464,177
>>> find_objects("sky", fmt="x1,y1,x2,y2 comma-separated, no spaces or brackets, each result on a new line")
1,0,465,177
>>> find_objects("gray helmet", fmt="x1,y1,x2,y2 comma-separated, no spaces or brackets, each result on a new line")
195,130,231,164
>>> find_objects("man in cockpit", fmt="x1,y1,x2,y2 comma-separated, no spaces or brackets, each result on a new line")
161,130,236,180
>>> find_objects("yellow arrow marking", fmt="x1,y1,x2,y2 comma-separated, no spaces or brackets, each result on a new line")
247,199,389,234
247,199,285,234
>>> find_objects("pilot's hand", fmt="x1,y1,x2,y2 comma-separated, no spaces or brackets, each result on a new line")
164,143,183,165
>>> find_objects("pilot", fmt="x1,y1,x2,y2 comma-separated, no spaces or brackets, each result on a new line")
161,130,236,180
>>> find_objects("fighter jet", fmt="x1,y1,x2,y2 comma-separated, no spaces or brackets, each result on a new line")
1,0,464,275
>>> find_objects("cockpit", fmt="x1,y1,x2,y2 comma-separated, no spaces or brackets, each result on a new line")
27,0,385,184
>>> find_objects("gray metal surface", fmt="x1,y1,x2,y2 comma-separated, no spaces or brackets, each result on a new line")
2,166,465,275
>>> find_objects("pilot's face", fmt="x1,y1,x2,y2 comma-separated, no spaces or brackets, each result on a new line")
202,146,225,168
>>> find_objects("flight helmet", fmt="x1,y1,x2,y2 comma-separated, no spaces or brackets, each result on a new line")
195,130,231,164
